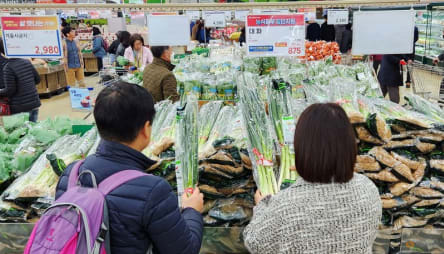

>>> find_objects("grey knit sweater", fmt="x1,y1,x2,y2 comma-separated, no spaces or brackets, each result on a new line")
244,173,381,254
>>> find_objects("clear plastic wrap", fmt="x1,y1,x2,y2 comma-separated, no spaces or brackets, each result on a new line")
404,94,444,124
2,113,29,131
198,101,223,150
201,106,236,157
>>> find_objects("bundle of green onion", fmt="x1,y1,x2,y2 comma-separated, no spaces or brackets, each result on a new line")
176,95,199,196
238,73,278,196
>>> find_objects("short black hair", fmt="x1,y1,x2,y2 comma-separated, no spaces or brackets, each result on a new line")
62,26,74,37
129,33,144,48
119,31,131,47
294,103,356,183
0,37,4,55
92,27,101,36
94,81,156,143
151,46,169,58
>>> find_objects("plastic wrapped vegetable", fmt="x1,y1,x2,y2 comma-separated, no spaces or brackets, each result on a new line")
198,101,223,150
2,113,29,131
176,95,199,196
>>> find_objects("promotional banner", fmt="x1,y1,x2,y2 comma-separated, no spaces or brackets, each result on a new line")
246,14,305,57
69,88,92,111
1,16,63,58
327,9,349,25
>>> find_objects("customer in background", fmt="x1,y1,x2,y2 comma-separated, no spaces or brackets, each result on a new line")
124,33,153,70
239,27,246,46
0,39,41,122
197,22,212,44
244,103,381,254
378,54,408,104
62,26,85,88
107,31,121,65
92,27,106,71
340,23,352,54
405,26,419,88
306,20,321,41
56,81,204,254
143,46,179,103
371,55,383,74
320,15,336,42
191,20,201,41
116,31,131,59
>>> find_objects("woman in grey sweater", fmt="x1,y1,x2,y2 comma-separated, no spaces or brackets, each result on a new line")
244,103,381,254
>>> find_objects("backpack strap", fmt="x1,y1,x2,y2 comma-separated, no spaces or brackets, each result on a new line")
68,160,85,189
98,170,147,195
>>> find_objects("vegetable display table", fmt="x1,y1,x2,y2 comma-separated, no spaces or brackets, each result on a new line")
35,64,67,97
83,52,98,73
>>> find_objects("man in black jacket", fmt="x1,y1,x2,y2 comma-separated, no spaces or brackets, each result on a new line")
0,39,41,122
320,15,336,42
306,20,321,41
377,54,408,104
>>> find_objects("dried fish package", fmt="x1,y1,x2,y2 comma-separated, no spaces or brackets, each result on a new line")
366,113,392,142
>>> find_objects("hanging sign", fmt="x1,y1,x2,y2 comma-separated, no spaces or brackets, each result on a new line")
235,10,249,22
328,9,349,25
1,16,63,58
148,15,190,46
246,14,305,57
204,11,226,27
69,88,92,111
186,10,200,20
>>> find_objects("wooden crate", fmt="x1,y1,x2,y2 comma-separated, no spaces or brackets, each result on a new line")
84,57,98,73
46,72,60,92
37,75,48,94
57,70,67,88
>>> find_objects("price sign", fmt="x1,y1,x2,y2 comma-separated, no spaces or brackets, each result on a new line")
1,16,63,58
328,9,349,25
246,14,305,57
186,10,200,20
69,87,92,111
204,11,226,27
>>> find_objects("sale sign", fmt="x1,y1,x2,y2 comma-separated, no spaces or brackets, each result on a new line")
328,9,349,25
246,14,305,57
1,16,63,58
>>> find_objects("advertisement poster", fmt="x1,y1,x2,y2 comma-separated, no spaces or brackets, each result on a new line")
1,16,63,58
69,88,92,111
246,14,305,57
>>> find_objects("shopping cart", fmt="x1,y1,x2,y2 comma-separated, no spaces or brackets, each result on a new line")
406,62,444,101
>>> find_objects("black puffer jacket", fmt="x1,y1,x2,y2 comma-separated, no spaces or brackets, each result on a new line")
0,58,41,114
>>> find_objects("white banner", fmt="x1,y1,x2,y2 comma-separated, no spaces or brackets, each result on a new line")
148,15,190,46
1,16,63,58
246,14,305,57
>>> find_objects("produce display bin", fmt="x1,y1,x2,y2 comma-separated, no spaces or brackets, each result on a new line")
35,64,66,96
0,224,442,254
83,52,99,73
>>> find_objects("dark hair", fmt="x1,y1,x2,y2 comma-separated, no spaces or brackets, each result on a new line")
94,81,156,143
62,26,74,37
294,103,356,183
150,46,170,58
0,37,4,55
119,31,131,47
92,27,101,36
129,33,144,48
346,23,352,30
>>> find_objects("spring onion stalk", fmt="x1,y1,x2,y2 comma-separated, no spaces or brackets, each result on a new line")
176,95,199,195
198,101,223,151
267,79,297,189
238,72,278,196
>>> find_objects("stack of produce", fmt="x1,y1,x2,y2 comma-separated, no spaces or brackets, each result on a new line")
303,41,341,63
0,128,97,222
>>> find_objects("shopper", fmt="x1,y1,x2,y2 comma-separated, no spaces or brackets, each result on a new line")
239,27,246,46
405,26,419,88
55,81,204,254
306,20,321,41
116,31,131,59
371,54,383,74
244,103,381,254
124,33,153,70
340,23,352,54
320,15,336,42
108,31,121,65
378,54,407,104
143,46,180,102
0,39,41,122
92,27,106,71
197,22,212,44
191,20,201,41
62,26,85,87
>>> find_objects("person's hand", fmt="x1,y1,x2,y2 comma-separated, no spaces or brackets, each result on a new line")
181,187,204,213
254,189,265,205
433,58,439,65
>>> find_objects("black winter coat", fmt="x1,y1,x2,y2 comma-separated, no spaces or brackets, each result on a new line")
378,54,407,87
56,140,204,254
306,23,321,41
0,58,41,114
340,29,352,53
320,22,336,42
108,39,120,54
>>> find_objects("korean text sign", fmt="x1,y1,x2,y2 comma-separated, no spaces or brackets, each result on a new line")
1,16,63,58
246,14,305,57
69,88,92,111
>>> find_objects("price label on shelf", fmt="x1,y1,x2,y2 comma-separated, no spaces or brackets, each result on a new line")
204,11,226,27
1,16,63,58
246,14,305,57
327,9,349,25
282,115,295,145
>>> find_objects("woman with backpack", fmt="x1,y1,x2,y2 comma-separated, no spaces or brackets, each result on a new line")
92,27,107,71
124,33,153,70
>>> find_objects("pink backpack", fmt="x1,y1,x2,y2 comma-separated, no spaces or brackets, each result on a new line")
24,160,146,254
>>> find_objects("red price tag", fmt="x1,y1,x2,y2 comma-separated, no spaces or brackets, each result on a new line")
185,188,194,195
35,45,59,55
288,47,301,55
